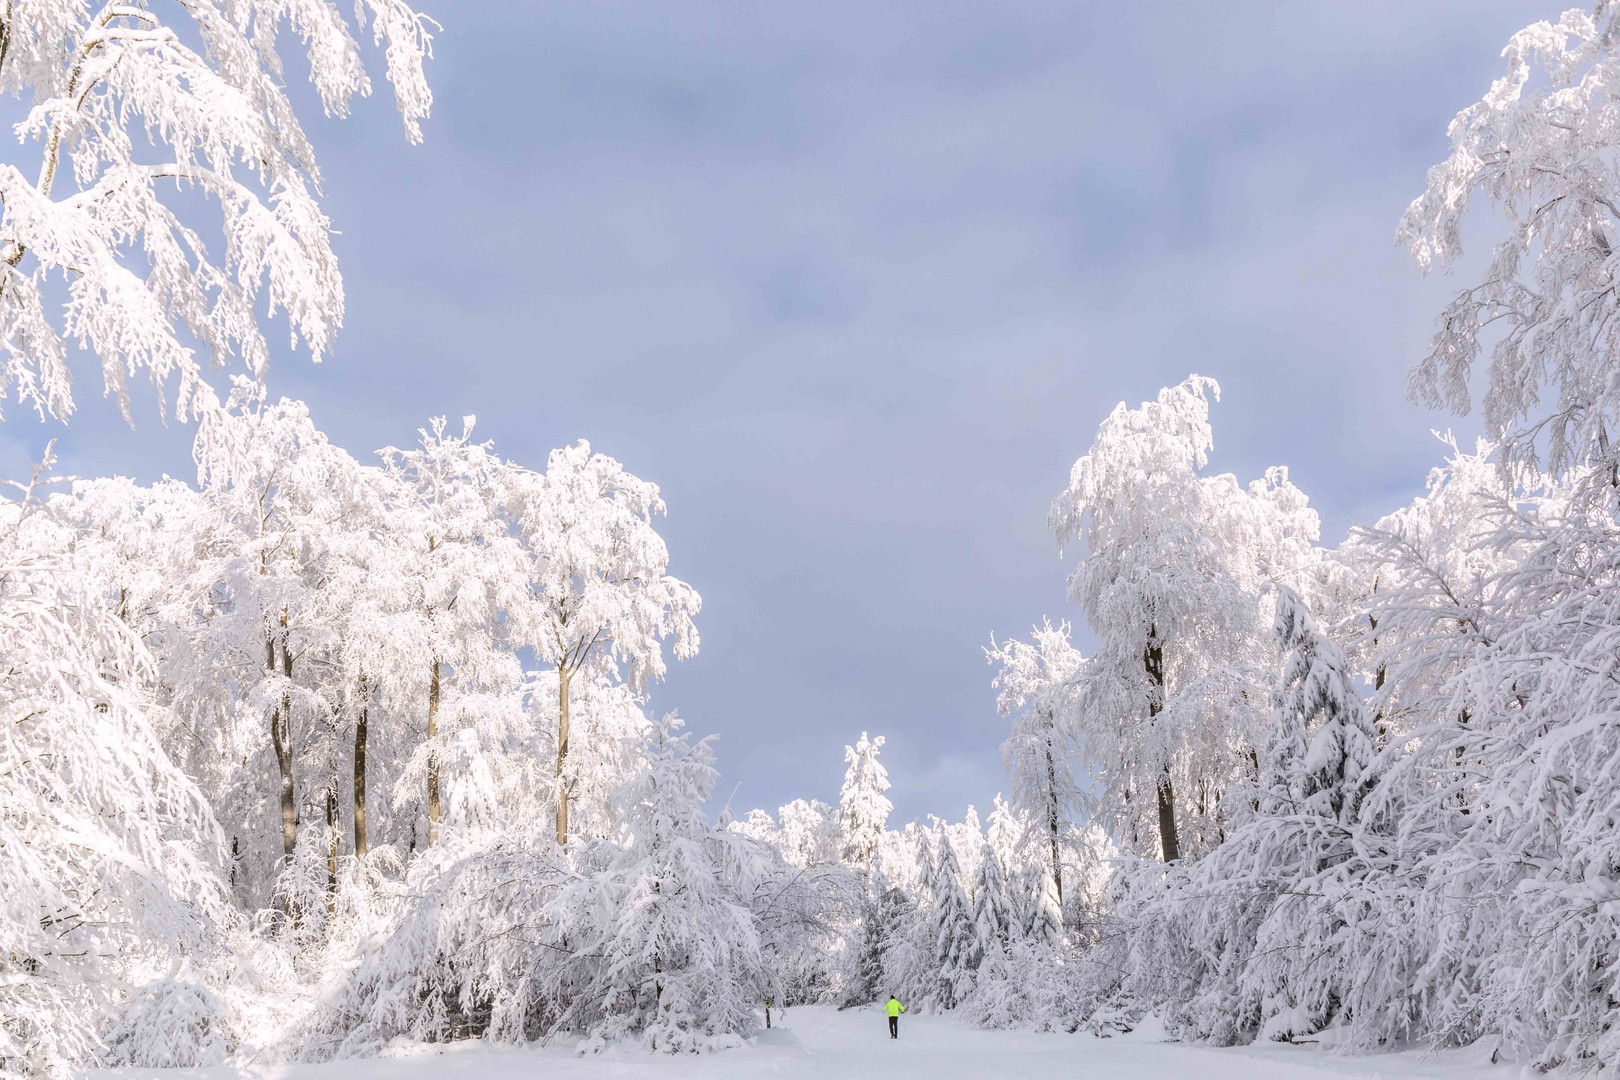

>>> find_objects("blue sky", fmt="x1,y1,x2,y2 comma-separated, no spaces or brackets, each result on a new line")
1,1,1545,825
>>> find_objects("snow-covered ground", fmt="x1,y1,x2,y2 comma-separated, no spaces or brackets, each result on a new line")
86,1006,1517,1080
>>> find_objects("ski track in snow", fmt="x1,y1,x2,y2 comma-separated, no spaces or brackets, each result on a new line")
85,1005,1517,1080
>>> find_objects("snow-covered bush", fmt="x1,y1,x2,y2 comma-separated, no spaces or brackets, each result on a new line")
102,966,238,1068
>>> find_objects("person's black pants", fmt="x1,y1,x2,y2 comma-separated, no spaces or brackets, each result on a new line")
889,1016,898,1038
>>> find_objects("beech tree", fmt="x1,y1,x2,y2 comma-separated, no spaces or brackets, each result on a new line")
177,385,370,885
378,416,521,847
987,620,1082,901
509,441,700,846
1048,376,1319,861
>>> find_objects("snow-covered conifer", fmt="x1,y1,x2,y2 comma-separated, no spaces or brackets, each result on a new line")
931,836,977,1010
971,841,1012,966
839,731,893,871
575,714,764,1052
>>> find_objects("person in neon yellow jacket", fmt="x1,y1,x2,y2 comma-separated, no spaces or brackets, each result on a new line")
885,994,906,1039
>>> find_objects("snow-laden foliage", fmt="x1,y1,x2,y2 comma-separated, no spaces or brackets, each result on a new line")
1,457,234,1076
26,4,1620,1071
1115,588,1398,1048
930,836,977,1011
568,714,764,1052
987,622,1084,904
1399,3,1620,479
0,0,433,429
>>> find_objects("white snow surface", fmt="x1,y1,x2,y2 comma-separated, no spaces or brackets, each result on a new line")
84,1005,1514,1080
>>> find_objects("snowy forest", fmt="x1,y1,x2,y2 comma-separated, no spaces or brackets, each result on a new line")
10,2,1620,1078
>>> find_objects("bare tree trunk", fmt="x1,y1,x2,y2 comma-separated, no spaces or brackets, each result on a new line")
556,668,572,846
1144,627,1180,862
353,673,369,858
269,627,296,861
1042,727,1064,905
325,786,338,918
1155,770,1180,863
427,660,440,845
1369,599,1388,742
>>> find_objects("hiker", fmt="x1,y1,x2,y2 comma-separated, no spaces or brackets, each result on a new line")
885,994,906,1039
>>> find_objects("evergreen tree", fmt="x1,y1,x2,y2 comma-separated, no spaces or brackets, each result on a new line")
839,732,893,871
1028,865,1063,949
1274,589,1380,825
970,841,1012,968
932,837,977,1009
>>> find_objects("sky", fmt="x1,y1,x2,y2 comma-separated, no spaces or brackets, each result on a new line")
0,1,1551,826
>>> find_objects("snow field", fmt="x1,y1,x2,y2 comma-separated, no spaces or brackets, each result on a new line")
86,1006,1516,1080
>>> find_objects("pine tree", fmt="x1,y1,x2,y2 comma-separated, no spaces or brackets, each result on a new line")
843,871,891,1007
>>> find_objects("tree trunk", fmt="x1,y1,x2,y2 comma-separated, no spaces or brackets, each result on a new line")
325,785,338,918
353,673,369,858
269,627,296,861
556,668,572,846
427,660,440,845
1144,627,1180,862
1042,727,1064,905
1156,770,1180,863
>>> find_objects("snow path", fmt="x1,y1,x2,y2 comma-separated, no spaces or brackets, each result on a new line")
87,1006,1517,1080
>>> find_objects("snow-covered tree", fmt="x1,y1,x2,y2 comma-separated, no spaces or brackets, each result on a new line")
839,731,892,871
1,458,234,1075
170,385,374,895
931,836,977,1010
1048,376,1319,861
508,441,700,846
970,841,1012,964
572,714,765,1052
1026,865,1063,950
988,621,1082,901
775,798,842,869
1398,3,1620,482
0,0,434,430
378,416,523,847
1274,588,1379,825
